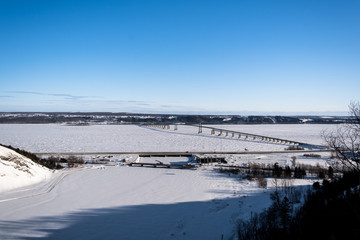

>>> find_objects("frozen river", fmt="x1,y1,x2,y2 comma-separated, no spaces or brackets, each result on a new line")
0,124,337,153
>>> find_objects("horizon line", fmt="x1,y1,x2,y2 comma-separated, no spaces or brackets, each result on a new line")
0,110,349,117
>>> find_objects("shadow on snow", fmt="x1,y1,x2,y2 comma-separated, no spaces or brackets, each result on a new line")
0,192,275,240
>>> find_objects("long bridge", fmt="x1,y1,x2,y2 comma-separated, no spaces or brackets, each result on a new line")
144,124,326,149
33,124,328,157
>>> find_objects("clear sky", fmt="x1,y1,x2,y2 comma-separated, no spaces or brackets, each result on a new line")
0,0,359,115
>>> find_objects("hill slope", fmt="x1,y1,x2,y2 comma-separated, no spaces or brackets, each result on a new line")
0,145,52,192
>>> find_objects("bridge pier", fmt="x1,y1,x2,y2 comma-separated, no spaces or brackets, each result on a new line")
144,124,312,149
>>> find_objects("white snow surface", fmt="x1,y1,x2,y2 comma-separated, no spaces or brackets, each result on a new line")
0,164,291,240
0,124,329,239
0,145,52,192
0,124,337,153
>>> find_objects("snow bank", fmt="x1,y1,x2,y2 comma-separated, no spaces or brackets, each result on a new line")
0,145,52,192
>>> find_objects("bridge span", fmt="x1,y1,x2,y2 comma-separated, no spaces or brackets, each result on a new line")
34,149,331,157
144,123,326,149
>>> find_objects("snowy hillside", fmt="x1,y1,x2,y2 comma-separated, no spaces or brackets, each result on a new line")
0,164,280,240
0,145,52,192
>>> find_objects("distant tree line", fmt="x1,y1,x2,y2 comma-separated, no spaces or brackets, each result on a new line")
0,112,350,124
218,161,333,180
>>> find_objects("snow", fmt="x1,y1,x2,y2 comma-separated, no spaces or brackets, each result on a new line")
0,124,332,239
0,145,53,192
222,152,330,168
0,164,278,240
0,124,337,153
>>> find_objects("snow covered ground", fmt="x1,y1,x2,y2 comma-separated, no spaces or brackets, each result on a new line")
1,162,294,240
0,124,333,239
0,145,53,192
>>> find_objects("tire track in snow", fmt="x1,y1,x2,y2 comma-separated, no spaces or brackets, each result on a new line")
0,168,93,203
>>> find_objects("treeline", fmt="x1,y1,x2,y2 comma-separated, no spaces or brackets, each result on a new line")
0,112,350,124
49,155,84,168
0,144,63,169
219,162,333,180
237,171,360,240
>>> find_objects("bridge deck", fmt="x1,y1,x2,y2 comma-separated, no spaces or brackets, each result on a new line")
129,162,196,169
145,123,327,148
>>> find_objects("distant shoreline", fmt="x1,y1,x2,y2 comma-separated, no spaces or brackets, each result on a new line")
0,112,349,125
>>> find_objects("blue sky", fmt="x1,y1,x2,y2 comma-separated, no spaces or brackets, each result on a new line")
0,0,359,114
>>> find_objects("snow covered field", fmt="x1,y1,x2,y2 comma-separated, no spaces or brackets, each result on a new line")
0,161,284,240
0,124,337,153
0,124,335,239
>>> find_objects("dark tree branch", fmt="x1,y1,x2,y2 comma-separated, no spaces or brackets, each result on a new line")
323,102,360,173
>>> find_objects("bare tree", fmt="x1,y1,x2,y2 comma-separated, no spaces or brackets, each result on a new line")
67,155,84,168
323,101,360,173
